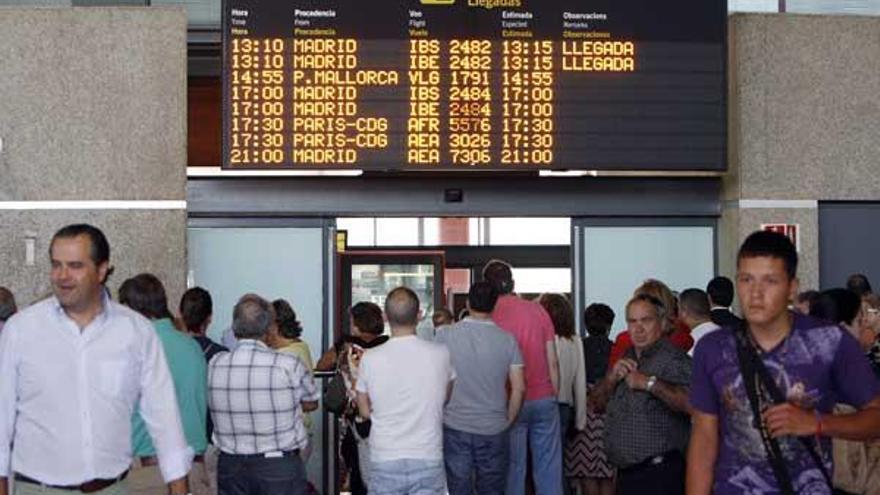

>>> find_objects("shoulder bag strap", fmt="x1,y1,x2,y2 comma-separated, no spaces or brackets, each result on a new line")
733,324,797,495
746,330,834,489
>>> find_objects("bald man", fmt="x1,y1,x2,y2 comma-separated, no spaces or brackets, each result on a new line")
356,287,455,494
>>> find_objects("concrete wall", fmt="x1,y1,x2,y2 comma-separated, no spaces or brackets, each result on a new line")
0,7,187,306
722,13,880,290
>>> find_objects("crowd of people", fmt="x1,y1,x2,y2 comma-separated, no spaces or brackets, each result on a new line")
0,224,880,495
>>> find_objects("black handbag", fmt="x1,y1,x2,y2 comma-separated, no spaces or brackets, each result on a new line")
323,347,349,415
323,371,348,415
733,322,833,494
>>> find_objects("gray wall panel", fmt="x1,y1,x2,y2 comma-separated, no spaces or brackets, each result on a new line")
0,7,186,201
727,14,880,201
819,202,880,289
0,7,187,310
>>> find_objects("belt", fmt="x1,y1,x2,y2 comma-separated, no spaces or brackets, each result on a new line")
619,451,681,474
14,471,128,493
139,454,204,467
220,449,300,459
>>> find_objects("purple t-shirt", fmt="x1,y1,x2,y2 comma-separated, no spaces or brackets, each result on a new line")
690,312,880,495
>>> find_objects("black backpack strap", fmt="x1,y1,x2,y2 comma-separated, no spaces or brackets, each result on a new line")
733,324,796,495
734,323,834,492
746,331,834,489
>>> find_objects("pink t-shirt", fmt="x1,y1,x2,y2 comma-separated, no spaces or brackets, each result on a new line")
492,294,556,401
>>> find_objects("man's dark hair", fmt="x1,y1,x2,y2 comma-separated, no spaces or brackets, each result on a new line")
232,293,273,339
810,288,861,326
467,281,499,314
0,287,16,322
797,290,820,306
679,288,712,321
51,223,114,284
584,303,615,337
737,231,798,280
706,276,735,307
482,259,514,295
118,273,173,320
51,224,111,266
351,301,384,335
179,287,213,334
432,308,454,328
272,298,303,339
539,293,575,339
846,273,873,297
385,287,420,327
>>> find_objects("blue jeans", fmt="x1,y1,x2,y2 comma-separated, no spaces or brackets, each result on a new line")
371,458,446,495
443,425,508,495
508,398,563,495
217,452,306,495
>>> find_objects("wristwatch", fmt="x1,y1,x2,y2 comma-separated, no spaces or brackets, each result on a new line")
645,375,658,393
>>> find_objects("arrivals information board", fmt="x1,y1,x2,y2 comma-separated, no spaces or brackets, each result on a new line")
222,0,726,171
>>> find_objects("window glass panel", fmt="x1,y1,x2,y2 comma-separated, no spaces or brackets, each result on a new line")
376,218,419,246
337,218,375,246
583,226,714,339
490,218,571,245
423,218,441,246
154,0,220,27
469,218,483,245
729,0,779,12
444,268,471,295
511,268,571,296
727,0,880,14
786,0,880,14
351,263,435,338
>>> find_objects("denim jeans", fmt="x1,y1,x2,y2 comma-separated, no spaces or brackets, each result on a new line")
507,398,563,495
217,452,306,495
371,458,445,495
443,426,508,495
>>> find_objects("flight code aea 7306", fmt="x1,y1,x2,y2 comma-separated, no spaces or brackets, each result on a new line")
226,37,636,167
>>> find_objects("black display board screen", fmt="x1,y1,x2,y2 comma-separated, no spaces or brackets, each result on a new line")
222,0,726,171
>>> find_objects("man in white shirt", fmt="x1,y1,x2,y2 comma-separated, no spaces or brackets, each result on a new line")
678,288,720,354
356,287,455,494
0,224,192,495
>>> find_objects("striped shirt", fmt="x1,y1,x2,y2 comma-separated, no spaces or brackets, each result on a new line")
208,339,318,454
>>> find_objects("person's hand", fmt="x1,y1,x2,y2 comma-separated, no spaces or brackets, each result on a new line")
625,370,649,391
762,403,819,438
611,358,638,382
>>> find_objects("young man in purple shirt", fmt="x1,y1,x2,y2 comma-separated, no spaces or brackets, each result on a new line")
687,231,880,495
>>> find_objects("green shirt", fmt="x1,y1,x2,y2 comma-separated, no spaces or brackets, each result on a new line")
131,318,208,456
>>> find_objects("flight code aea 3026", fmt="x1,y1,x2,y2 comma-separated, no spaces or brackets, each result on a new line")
225,37,636,167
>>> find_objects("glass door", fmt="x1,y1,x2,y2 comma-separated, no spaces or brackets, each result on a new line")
572,218,716,338
187,219,336,493
340,251,445,341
